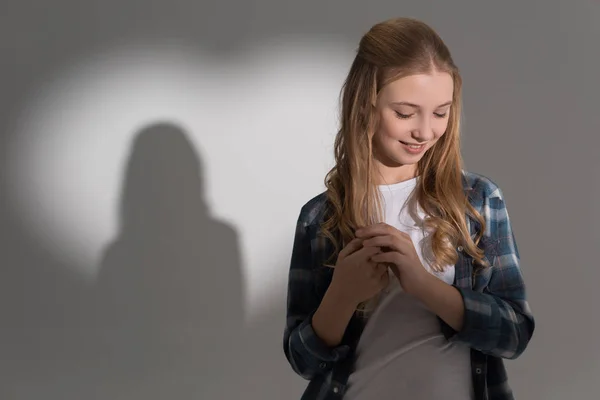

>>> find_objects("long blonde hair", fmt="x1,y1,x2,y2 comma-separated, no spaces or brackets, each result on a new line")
321,17,488,283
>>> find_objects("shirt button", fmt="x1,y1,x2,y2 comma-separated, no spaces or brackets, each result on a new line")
475,367,482,374
319,362,327,369
333,386,339,394
457,246,463,252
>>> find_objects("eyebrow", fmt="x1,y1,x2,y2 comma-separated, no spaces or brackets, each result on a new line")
391,101,453,108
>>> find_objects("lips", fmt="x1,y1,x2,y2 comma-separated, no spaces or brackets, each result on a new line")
400,141,425,148
399,140,427,154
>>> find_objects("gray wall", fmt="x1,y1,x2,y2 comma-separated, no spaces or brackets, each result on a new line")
1,0,598,399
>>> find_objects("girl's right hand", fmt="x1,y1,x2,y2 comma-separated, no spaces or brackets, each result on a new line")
329,238,390,306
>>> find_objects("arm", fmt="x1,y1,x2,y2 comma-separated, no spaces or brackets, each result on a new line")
283,210,353,380
312,284,358,348
433,189,535,359
412,274,465,332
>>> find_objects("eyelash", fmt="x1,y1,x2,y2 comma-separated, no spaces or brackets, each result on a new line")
395,111,448,119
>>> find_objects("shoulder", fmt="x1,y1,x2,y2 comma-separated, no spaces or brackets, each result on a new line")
462,170,514,245
461,169,505,207
297,191,330,228
297,172,509,223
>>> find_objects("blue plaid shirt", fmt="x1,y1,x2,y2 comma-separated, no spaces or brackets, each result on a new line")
283,170,535,400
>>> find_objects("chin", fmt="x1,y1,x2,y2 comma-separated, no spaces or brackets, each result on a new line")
388,155,420,167
396,151,424,162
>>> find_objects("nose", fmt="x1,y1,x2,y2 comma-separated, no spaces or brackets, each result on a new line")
411,117,435,142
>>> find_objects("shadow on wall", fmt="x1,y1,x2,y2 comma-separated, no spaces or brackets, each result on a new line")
0,120,306,400
90,122,246,399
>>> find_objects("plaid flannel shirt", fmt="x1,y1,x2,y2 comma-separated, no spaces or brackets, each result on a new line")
283,170,535,400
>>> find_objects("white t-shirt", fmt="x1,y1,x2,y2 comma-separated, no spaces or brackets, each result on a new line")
344,177,474,400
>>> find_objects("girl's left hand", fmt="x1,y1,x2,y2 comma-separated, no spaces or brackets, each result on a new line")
356,223,431,295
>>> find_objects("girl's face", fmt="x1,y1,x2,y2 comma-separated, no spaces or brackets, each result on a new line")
372,71,454,182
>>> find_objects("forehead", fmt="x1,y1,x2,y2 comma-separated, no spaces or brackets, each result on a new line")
380,72,454,105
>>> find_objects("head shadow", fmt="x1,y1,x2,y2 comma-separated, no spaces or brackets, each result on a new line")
92,122,245,399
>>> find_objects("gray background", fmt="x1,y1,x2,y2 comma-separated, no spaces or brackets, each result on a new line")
1,0,598,399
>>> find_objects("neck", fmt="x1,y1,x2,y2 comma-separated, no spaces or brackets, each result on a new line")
373,161,418,185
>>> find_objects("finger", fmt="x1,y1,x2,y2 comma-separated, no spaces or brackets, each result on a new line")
370,252,403,265
365,261,385,279
375,263,388,276
355,223,394,239
380,271,390,288
362,235,408,254
353,244,382,259
338,238,363,260
366,264,379,279
357,224,412,243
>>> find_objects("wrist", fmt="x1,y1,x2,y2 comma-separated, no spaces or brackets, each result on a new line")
409,270,435,299
327,281,359,311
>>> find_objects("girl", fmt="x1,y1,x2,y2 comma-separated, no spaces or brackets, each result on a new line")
283,17,535,400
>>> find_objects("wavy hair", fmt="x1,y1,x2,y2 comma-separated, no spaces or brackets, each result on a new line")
321,18,488,308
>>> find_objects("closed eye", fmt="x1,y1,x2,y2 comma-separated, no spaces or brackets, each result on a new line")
395,111,412,119
395,111,448,119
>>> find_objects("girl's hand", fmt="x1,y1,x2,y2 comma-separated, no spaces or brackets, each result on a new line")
356,223,430,295
328,238,390,306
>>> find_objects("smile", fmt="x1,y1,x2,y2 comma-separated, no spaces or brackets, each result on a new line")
399,141,427,154
400,141,426,148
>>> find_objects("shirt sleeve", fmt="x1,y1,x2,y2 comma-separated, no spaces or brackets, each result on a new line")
282,210,351,380
440,188,536,359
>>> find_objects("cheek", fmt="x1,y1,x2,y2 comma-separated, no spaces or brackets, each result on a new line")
378,116,410,139
433,119,450,138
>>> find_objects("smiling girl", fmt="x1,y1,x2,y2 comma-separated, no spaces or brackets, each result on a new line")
283,17,535,400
